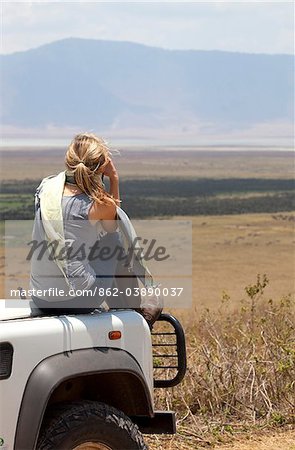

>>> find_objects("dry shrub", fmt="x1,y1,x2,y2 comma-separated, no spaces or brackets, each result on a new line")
148,275,295,448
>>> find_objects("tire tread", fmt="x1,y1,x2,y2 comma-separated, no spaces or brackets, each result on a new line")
37,401,148,450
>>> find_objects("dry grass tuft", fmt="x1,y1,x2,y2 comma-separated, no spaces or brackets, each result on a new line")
146,275,295,449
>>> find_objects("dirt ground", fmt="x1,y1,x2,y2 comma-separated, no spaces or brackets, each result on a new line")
214,430,295,450
145,429,295,450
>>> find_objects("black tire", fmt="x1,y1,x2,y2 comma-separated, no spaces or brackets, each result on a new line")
37,401,148,450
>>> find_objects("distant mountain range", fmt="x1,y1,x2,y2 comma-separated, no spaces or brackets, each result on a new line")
1,38,293,142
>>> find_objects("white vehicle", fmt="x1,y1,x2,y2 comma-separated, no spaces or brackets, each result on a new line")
0,303,186,450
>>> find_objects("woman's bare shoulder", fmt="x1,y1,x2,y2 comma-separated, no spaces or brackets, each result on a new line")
89,197,116,221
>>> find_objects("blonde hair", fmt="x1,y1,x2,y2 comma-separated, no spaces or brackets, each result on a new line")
65,133,113,204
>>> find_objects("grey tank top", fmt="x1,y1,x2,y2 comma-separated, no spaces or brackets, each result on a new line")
30,193,106,301
62,193,93,221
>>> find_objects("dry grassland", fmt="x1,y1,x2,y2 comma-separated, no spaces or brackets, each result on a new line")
1,148,294,449
1,148,294,180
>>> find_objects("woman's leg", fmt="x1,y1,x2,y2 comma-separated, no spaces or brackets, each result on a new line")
90,231,141,309
32,295,95,314
108,259,142,309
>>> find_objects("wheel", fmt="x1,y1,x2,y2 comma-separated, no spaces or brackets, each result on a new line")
37,401,148,450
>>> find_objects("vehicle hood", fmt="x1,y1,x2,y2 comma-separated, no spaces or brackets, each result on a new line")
0,300,43,321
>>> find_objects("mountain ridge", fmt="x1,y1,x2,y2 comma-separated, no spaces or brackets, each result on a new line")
1,38,293,139
2,37,293,57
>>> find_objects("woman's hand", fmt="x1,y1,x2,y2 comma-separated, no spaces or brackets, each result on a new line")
101,158,120,205
101,158,118,180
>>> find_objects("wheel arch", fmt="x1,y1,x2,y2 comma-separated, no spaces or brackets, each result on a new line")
14,347,153,450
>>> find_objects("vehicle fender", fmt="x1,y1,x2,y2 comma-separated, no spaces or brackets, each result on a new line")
14,347,153,450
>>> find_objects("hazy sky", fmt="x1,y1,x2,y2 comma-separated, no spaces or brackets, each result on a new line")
1,1,294,55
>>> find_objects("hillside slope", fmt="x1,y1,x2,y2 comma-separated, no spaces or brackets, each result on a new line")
1,38,293,131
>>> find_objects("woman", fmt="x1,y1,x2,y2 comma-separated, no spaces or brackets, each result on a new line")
30,132,128,313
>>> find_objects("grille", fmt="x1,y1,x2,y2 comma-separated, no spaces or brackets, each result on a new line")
0,342,13,380
152,314,186,388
